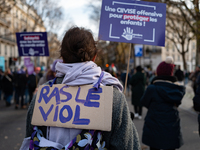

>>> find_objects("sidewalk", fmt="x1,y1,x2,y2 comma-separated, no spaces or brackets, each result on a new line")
179,82,197,115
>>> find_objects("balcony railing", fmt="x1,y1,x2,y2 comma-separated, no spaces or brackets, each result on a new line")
0,36,16,43
0,17,9,26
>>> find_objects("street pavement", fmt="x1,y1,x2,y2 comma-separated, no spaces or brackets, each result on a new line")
0,81,200,149
0,100,27,150
126,82,200,150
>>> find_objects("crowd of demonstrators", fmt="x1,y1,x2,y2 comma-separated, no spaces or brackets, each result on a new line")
2,68,14,106
20,27,140,150
129,66,146,120
0,66,38,108
0,59,65,108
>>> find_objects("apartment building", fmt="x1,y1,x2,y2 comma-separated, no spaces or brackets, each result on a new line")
0,0,48,71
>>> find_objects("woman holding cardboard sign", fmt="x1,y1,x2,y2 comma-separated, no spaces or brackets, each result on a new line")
20,27,140,150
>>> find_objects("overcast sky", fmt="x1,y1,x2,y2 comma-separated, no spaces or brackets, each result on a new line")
58,0,100,39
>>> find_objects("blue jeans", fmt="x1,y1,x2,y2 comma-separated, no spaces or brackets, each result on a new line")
5,94,12,104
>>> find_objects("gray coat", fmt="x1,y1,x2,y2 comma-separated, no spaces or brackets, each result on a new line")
25,77,141,150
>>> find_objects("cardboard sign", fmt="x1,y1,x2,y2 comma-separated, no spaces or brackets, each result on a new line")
98,0,166,46
16,32,49,56
32,84,113,131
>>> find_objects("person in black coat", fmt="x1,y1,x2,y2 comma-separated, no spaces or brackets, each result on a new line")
174,65,184,85
129,66,146,119
141,56,185,150
0,69,3,100
15,66,28,109
192,73,200,137
2,68,14,106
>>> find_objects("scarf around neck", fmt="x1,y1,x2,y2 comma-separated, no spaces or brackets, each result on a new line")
55,61,123,92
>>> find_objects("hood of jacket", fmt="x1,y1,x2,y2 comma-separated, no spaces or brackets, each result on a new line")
153,76,185,105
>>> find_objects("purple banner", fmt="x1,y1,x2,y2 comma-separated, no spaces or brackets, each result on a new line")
24,57,34,75
99,0,166,46
24,57,31,66
16,32,49,56
26,63,34,75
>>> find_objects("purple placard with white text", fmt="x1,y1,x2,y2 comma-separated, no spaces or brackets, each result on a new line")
16,32,49,56
24,57,31,66
99,0,166,46
24,57,34,75
26,64,34,75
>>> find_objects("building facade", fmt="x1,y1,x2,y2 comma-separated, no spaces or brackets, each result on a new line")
0,0,48,71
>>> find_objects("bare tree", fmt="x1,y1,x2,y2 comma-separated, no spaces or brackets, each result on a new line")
144,0,200,66
87,0,101,26
166,6,194,70
25,0,64,32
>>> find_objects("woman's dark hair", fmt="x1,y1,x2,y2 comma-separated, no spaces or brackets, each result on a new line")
136,66,143,72
60,27,98,63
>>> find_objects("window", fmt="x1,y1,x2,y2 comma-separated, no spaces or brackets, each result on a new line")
0,43,1,55
192,42,196,50
5,45,7,55
173,44,175,52
166,42,169,51
10,46,12,57
16,10,18,18
172,55,175,61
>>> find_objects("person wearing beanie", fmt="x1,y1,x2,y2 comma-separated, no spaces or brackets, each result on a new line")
140,56,185,150
129,65,146,119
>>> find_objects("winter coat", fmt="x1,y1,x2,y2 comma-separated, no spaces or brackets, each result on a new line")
193,75,200,136
24,77,141,150
0,74,3,90
15,71,28,89
2,74,14,95
141,76,185,149
175,69,184,81
129,72,146,106
28,74,37,89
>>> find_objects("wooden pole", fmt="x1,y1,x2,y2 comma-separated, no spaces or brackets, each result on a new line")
124,43,131,95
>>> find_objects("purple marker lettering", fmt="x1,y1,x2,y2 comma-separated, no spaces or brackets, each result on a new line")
72,105,90,125
38,86,50,104
49,87,60,105
53,105,59,122
60,86,72,103
39,104,54,121
59,105,73,123
75,87,86,104
84,88,102,107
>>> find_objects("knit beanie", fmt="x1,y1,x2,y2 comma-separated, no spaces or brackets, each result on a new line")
156,56,174,76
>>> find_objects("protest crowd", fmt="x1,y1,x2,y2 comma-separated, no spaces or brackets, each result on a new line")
0,27,199,150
